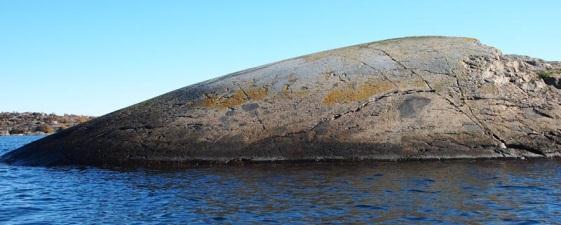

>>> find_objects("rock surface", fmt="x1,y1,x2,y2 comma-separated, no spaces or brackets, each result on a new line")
3,36,561,167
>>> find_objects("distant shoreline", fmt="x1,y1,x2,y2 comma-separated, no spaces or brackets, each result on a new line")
1,112,95,136
0,133,49,137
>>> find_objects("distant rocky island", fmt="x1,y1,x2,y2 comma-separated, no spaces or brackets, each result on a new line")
0,112,95,136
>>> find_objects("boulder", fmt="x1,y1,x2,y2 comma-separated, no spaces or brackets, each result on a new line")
3,36,561,167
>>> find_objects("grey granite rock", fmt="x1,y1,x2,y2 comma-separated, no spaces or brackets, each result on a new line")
3,36,561,167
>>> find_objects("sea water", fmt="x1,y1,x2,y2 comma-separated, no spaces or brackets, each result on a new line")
1,136,560,224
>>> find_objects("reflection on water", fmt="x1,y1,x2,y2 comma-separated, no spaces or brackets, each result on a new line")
1,136,560,224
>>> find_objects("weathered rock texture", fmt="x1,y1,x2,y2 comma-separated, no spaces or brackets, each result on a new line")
3,36,561,167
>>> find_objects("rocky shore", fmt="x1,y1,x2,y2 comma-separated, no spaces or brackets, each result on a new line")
2,36,561,167
0,112,94,136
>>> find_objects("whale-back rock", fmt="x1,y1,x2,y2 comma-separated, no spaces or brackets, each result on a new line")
3,36,561,166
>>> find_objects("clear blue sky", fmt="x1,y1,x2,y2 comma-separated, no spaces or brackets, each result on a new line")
1,0,560,116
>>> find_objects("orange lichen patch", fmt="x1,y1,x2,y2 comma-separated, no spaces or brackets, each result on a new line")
283,84,291,92
202,86,268,109
323,81,395,105
247,86,268,100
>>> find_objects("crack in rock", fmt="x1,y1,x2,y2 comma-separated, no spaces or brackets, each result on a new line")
373,48,435,90
372,48,517,152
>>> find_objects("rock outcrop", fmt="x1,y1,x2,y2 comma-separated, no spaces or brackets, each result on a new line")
2,36,561,167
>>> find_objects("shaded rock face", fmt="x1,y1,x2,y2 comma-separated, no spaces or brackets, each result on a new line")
544,78,561,89
3,36,561,167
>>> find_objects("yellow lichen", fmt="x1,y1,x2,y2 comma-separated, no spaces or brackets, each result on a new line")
202,86,268,109
323,81,395,105
248,86,268,100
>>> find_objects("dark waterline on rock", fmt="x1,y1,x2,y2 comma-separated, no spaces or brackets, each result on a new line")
1,136,560,224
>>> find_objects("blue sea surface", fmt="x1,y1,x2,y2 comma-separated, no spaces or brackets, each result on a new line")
1,136,561,224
